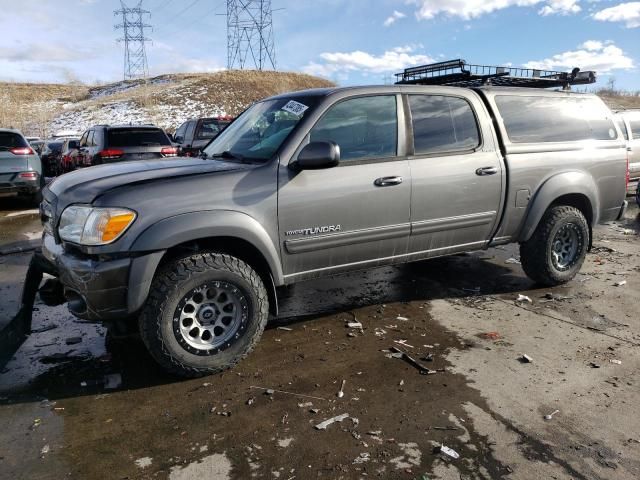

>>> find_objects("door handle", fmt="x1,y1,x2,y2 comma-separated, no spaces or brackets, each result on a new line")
374,176,403,187
475,166,498,176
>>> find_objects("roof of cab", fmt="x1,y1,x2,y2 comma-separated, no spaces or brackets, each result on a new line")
268,84,599,101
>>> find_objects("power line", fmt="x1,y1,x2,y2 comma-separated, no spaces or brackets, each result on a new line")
114,1,152,80
227,0,276,71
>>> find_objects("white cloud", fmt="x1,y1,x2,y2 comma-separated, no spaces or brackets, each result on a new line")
539,0,581,15
409,0,582,19
0,43,95,63
523,40,634,73
593,2,640,28
302,46,435,78
384,10,406,26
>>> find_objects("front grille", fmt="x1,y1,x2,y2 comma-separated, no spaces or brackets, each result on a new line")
40,197,54,236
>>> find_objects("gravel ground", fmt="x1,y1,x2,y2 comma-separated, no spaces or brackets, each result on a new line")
0,201,638,480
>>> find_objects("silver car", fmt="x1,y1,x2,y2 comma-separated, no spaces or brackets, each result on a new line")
0,128,43,205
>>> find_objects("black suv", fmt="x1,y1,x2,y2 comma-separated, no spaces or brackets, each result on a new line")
172,117,232,156
76,125,177,166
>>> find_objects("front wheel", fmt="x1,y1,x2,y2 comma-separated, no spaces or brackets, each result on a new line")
520,206,589,286
139,252,269,377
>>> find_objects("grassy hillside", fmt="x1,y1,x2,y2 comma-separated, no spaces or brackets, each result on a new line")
1,71,638,138
0,71,335,137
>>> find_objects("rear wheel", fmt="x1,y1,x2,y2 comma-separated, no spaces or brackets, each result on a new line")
520,206,589,286
139,252,269,377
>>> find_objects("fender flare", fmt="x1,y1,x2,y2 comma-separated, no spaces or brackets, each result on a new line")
519,171,599,242
130,210,284,285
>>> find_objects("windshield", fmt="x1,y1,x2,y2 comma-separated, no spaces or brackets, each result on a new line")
202,97,318,161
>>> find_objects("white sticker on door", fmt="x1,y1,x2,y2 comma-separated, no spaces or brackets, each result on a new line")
281,100,309,116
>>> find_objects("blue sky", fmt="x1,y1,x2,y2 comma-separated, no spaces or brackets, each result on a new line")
0,0,638,90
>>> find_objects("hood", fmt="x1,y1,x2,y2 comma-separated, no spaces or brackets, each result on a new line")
46,157,247,204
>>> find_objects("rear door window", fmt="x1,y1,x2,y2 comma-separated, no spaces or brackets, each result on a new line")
495,95,617,143
408,95,480,155
309,95,397,162
630,120,640,140
197,120,222,139
107,128,171,147
0,132,28,149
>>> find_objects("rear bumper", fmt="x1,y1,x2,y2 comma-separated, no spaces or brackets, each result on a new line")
0,181,40,195
41,234,164,322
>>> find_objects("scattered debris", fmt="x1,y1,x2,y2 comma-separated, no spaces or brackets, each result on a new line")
31,324,58,334
541,292,573,302
505,257,521,264
314,413,352,430
389,346,441,375
250,386,327,401
589,362,601,369
421,353,434,362
297,402,313,408
337,379,346,398
614,280,627,287
65,336,82,345
347,322,363,329
394,339,415,349
353,452,370,464
396,316,409,321
519,354,533,364
135,457,153,468
432,426,459,431
544,409,560,421
276,326,293,331
478,332,501,341
610,359,622,365
434,445,460,459
40,444,50,456
246,397,255,406
516,294,532,303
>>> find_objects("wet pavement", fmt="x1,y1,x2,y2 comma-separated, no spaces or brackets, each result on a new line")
0,198,639,479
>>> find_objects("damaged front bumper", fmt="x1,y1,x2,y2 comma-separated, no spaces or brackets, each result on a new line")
39,234,164,322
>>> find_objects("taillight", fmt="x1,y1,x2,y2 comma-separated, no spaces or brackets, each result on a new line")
625,150,630,190
10,147,34,155
161,146,178,157
19,172,38,179
98,149,125,160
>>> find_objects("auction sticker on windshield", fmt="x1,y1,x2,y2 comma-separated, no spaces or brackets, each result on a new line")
281,100,309,116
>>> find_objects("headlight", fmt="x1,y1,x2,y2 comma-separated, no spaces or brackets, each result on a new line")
58,206,136,245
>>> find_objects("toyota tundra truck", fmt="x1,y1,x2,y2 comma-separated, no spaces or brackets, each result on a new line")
26,85,628,377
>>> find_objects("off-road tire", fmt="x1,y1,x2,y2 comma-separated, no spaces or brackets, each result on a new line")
520,206,589,286
139,252,269,377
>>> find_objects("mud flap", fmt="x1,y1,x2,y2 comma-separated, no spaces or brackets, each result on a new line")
0,250,59,369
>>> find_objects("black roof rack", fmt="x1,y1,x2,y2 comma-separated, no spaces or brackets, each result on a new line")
395,59,596,89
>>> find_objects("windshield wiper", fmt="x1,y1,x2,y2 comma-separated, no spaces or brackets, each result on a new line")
210,150,242,160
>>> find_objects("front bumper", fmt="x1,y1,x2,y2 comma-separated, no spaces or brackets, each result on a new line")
41,234,164,322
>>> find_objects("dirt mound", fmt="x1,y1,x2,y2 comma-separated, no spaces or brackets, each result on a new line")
0,71,335,137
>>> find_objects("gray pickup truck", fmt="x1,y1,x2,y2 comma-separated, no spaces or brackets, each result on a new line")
32,85,628,377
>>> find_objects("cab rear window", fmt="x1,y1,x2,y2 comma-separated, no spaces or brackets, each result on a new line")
107,128,171,147
495,95,617,143
0,132,28,149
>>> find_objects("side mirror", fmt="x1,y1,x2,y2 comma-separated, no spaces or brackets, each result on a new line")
295,141,340,170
